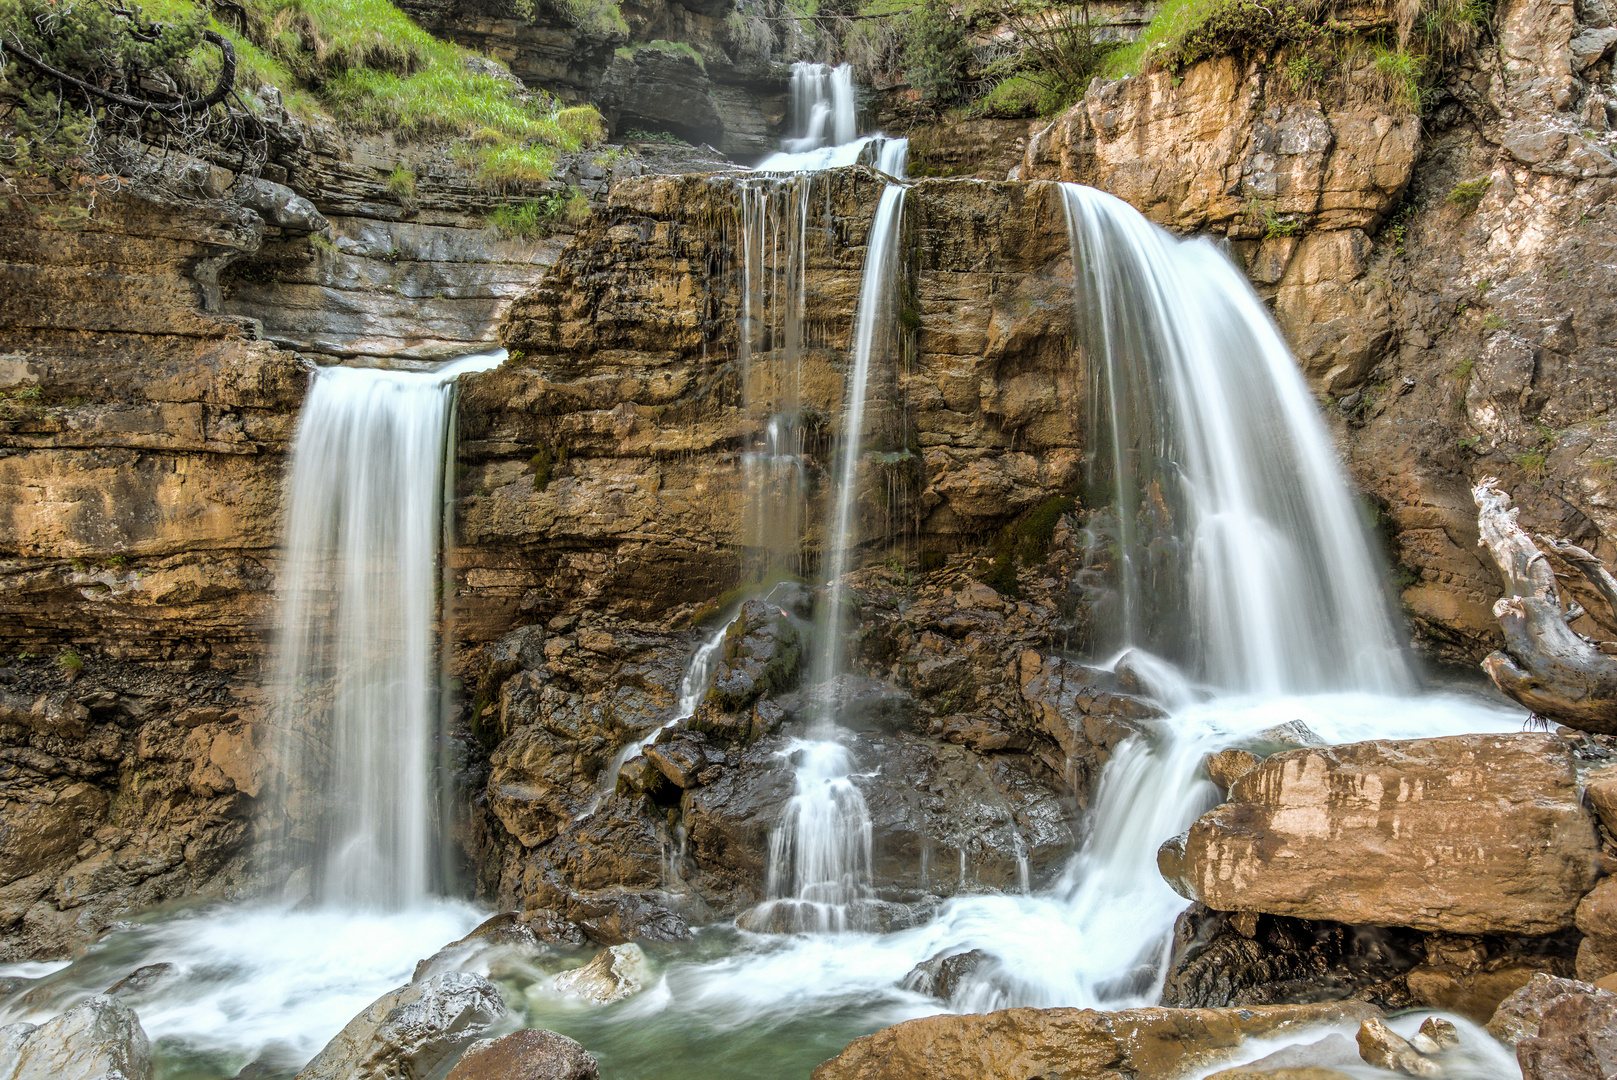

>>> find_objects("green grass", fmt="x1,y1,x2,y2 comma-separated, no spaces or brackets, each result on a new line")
104,0,605,184
621,39,706,70
966,70,1070,118
1102,0,1217,77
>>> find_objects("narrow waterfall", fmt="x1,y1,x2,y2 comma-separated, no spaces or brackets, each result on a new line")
1060,184,1412,695
271,351,503,907
755,140,909,932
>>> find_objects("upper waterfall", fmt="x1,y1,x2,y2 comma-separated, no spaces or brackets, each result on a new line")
1059,184,1413,696
271,350,503,907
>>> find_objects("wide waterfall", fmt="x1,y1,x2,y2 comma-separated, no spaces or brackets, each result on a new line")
1061,185,1411,695
782,62,857,154
271,350,503,906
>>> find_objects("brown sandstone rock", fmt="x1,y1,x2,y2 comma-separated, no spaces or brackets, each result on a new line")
445,1029,600,1080
1159,734,1600,935
808,1001,1381,1080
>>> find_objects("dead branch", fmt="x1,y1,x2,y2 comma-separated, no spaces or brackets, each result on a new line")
1473,476,1617,733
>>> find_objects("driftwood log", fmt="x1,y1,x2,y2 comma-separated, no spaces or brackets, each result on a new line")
1473,476,1617,733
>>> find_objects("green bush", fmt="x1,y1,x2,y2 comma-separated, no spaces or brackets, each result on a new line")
905,0,968,100
1446,176,1492,212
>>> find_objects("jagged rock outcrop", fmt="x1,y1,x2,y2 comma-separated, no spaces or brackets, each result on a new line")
1158,733,1601,935
1490,974,1617,1080
294,971,506,1080
808,1001,1382,1080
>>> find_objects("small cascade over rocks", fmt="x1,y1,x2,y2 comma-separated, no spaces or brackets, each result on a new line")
271,350,503,907
782,62,857,155
739,105,911,935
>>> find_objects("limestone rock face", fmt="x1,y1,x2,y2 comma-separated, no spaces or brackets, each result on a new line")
808,1001,1382,1080
0,994,152,1080
463,169,1079,628
1159,734,1600,935
294,971,506,1080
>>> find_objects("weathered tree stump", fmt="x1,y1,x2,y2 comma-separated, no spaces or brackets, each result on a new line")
1473,477,1617,733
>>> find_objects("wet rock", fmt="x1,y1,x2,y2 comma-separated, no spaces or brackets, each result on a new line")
1205,749,1261,794
644,737,707,789
1161,906,1424,1009
706,600,801,711
0,994,152,1080
1491,974,1617,1079
901,949,990,1001
240,179,329,235
1412,1016,1459,1053
1575,877,1617,981
1487,973,1610,1045
293,971,505,1080
445,1029,600,1080
552,943,649,1004
104,963,176,999
1355,1017,1438,1076
809,1001,1383,1080
1160,734,1600,935
776,676,918,733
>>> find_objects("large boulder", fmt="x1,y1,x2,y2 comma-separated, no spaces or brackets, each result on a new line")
1158,734,1600,935
1488,974,1617,1080
294,971,506,1080
444,1029,599,1080
0,995,151,1080
809,1001,1381,1080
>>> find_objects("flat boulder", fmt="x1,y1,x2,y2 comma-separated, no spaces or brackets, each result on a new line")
1158,734,1599,935
294,971,506,1080
0,995,151,1080
809,1001,1380,1080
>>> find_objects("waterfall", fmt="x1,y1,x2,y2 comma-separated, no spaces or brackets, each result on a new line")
271,351,502,907
783,62,857,154
751,138,909,932
1059,184,1413,695
810,166,908,712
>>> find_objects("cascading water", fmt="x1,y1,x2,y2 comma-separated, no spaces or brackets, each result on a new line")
271,350,503,907
782,62,857,154
1060,184,1411,695
751,133,909,933
3,82,1536,1080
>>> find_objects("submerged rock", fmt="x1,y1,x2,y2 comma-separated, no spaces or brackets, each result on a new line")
444,1029,600,1080
809,1001,1382,1080
552,943,649,1004
0,994,152,1080
294,971,506,1080
1160,734,1600,935
901,949,991,1002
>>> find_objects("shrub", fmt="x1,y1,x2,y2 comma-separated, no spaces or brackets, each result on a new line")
1446,176,1492,212
904,0,968,100
997,0,1119,111
1371,44,1424,111
57,649,84,671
